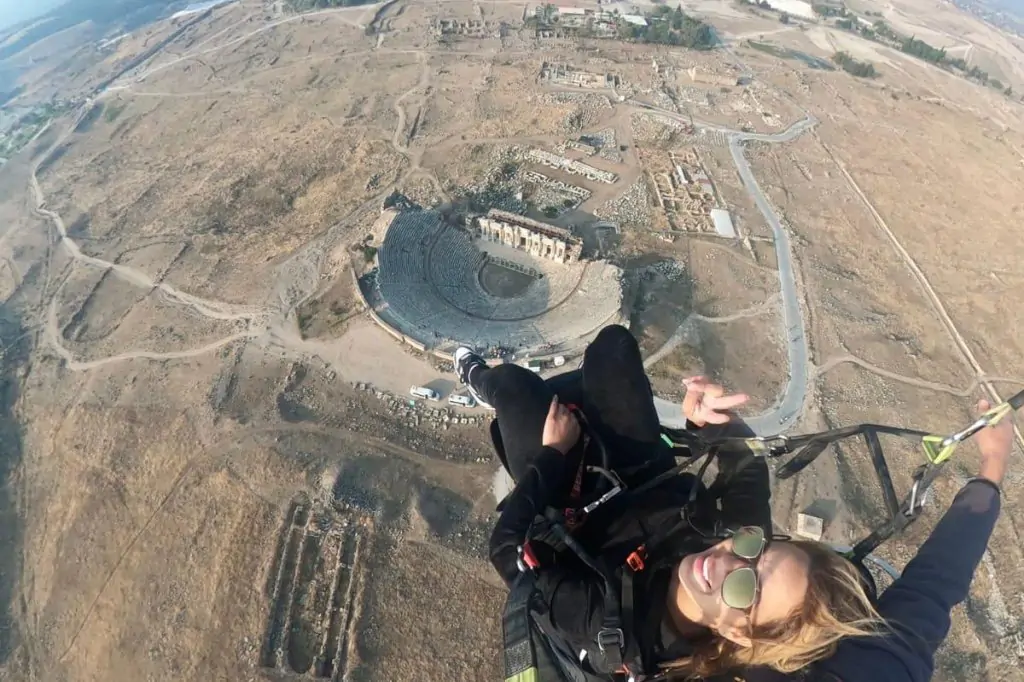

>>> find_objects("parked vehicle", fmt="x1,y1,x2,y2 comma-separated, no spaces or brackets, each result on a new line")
449,394,476,408
410,386,440,401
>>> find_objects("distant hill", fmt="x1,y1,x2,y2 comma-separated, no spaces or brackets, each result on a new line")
952,0,1024,35
0,0,182,62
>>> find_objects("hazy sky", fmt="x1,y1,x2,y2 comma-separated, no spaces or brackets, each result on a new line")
0,0,65,31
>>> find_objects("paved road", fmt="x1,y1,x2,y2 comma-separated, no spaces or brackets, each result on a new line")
639,105,817,436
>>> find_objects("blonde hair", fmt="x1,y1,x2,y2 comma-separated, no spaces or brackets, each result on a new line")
664,540,886,679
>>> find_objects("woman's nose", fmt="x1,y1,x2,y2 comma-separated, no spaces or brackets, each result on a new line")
717,552,748,582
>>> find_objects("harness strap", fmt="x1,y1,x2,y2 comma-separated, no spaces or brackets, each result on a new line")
546,513,628,673
502,572,539,682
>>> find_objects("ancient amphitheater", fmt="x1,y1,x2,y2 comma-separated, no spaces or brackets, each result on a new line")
360,209,626,357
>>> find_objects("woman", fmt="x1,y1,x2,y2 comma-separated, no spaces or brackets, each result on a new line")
455,325,1015,681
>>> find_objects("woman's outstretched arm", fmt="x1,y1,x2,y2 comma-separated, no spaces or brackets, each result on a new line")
812,400,1015,682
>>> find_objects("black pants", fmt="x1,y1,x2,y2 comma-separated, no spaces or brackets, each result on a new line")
472,325,674,484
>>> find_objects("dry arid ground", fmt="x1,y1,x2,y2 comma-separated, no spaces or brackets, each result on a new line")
1,0,1024,680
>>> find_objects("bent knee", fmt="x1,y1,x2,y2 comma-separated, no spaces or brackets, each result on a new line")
594,324,634,345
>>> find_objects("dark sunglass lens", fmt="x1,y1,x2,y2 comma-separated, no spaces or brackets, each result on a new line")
722,567,757,610
732,527,765,559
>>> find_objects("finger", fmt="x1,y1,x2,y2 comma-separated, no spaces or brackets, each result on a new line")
703,411,732,425
682,384,702,415
706,393,749,411
977,399,991,414
703,383,725,399
683,376,707,389
547,395,559,420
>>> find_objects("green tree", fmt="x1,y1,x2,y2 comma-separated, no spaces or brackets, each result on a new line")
812,4,845,17
873,19,897,40
832,51,877,78
900,36,946,64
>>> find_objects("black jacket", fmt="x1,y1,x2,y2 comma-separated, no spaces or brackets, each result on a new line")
489,443,772,669
489,443,1002,682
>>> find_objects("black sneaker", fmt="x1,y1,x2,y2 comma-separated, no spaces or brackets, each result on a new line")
454,347,493,409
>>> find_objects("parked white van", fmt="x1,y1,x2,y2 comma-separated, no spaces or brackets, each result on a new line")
448,393,476,408
410,386,440,401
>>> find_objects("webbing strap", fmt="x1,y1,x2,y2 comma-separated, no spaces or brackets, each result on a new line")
502,573,538,682
545,514,627,672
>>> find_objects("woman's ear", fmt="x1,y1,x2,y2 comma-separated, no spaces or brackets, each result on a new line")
718,624,752,648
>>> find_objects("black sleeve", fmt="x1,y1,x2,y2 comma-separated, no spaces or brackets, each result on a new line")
489,446,576,585
811,479,1002,682
488,446,607,642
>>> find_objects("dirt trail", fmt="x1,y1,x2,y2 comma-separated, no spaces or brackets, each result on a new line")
815,353,1024,398
392,51,431,155
109,4,382,89
817,136,1024,452
30,160,262,323
29,108,269,368
643,295,780,369
45,295,257,370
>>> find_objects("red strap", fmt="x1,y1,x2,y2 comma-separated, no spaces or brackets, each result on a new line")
521,541,541,570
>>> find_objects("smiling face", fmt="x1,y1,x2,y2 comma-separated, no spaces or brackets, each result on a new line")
672,536,811,646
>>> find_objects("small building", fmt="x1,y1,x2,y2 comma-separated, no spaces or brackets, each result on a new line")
710,209,736,238
687,67,740,88
621,14,647,26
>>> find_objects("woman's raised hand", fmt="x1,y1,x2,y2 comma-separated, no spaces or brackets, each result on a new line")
682,376,749,427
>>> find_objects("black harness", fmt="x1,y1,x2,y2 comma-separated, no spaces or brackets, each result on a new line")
500,387,1024,682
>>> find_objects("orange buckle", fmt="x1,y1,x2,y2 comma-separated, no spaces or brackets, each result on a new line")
521,542,541,570
626,547,646,572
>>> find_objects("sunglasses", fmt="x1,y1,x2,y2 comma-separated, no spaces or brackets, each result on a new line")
719,526,767,611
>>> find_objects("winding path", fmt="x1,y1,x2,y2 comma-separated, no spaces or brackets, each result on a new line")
29,106,268,368
642,296,780,370
32,5,1020,451
635,106,818,434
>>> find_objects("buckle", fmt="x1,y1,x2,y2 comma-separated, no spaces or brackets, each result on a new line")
597,628,624,652
625,547,646,572
748,436,790,457
516,543,540,573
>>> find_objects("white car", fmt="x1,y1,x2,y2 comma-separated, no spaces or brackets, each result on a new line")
448,394,476,408
410,386,440,401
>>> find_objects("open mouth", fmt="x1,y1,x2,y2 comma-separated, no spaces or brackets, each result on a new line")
692,554,712,593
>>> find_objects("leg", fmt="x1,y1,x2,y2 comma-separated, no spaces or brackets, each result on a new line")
471,363,555,483
581,325,668,474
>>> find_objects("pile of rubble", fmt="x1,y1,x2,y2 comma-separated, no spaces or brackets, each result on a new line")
539,91,613,108
587,128,623,163
652,90,676,110
353,382,489,433
645,258,686,282
594,179,651,228
538,92,612,134
523,170,590,216
630,113,690,146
